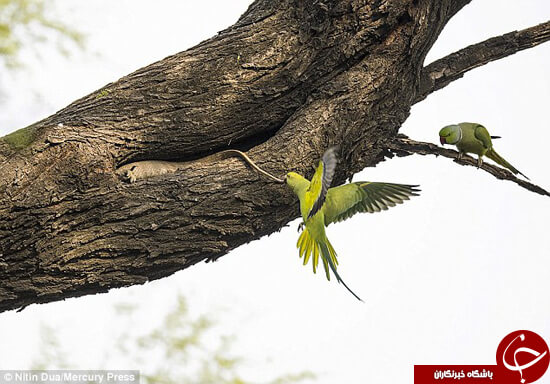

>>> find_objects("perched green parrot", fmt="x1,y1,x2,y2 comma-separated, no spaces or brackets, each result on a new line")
439,122,528,179
285,148,420,300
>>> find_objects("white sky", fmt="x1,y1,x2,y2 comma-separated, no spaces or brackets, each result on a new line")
1,1,549,383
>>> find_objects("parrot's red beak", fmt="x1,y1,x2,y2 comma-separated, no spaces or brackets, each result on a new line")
440,136,446,145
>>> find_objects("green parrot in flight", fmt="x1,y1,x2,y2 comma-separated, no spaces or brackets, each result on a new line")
285,148,420,301
439,122,528,179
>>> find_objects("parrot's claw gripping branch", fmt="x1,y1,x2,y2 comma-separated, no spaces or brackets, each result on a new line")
385,135,550,197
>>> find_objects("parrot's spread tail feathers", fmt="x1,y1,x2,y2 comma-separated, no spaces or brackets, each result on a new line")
319,241,362,302
297,227,316,271
297,228,338,275
486,148,529,180
297,229,361,301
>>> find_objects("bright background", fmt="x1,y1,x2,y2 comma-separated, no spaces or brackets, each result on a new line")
0,1,549,382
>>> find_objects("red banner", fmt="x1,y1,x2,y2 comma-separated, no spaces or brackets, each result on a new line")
415,365,514,384
415,330,549,383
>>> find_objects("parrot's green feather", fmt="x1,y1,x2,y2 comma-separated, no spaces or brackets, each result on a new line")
304,235,313,266
473,124,492,150
312,242,319,274
307,147,337,219
318,241,362,301
327,240,338,266
321,256,330,280
439,122,529,179
296,232,306,257
323,182,420,225
486,148,528,179
286,148,419,301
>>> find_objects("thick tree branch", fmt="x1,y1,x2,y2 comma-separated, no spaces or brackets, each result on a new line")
416,20,550,103
2,0,546,313
385,135,550,197
448,1,472,19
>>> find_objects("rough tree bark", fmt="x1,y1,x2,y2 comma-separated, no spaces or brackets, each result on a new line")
1,0,549,312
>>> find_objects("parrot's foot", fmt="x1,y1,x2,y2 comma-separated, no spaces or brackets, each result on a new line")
297,222,305,233
477,157,483,168
457,152,464,161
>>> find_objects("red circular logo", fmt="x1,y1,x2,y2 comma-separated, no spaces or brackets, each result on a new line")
496,330,550,383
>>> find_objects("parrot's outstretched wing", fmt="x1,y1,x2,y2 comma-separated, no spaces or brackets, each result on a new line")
474,124,493,149
323,182,420,226
306,147,338,219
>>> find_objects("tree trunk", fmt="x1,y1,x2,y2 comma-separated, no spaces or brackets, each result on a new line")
0,0,539,312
